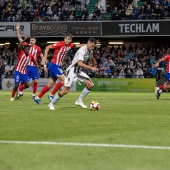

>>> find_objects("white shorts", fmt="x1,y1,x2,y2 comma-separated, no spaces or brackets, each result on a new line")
64,67,93,87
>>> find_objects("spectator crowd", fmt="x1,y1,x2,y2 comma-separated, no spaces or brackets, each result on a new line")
111,0,170,20
1,0,170,22
0,0,101,22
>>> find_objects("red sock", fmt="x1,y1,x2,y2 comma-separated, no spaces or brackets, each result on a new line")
38,85,50,98
33,81,38,94
159,84,164,90
11,89,17,98
19,83,25,92
51,81,63,95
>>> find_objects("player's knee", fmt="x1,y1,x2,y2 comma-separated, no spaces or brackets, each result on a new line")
14,84,19,90
25,83,30,88
88,82,94,89
64,89,69,94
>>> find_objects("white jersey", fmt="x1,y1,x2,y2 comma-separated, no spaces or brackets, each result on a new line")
64,45,94,87
66,45,93,74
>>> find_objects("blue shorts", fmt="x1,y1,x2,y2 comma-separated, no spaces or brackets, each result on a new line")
165,72,170,81
49,62,63,78
27,66,39,80
14,70,30,84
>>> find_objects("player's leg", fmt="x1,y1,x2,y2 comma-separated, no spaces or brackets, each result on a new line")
47,74,74,110
11,71,20,101
17,74,30,99
48,86,70,110
31,66,39,98
18,66,31,96
34,77,56,104
155,72,170,99
48,81,63,101
75,72,94,108
47,63,65,102
32,79,38,98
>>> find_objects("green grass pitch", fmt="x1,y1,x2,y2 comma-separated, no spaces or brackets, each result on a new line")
1,90,170,170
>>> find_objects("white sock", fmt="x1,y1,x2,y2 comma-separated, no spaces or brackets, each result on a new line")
78,87,90,101
159,89,162,93
51,93,61,104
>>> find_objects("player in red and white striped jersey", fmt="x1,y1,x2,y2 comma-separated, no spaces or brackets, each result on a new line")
34,33,85,105
155,51,170,99
16,23,44,99
10,36,38,101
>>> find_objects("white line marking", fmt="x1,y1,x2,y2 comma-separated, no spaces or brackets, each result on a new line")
0,140,170,150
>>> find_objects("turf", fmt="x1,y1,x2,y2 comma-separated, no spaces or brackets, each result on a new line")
0,91,170,170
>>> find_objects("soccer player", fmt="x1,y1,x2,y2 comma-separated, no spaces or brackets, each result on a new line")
34,33,84,105
16,23,45,99
47,37,98,110
10,36,38,101
155,51,170,99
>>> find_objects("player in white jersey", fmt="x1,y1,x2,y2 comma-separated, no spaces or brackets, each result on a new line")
47,38,98,110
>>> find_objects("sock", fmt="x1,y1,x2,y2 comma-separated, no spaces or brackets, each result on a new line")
33,81,38,95
19,83,25,92
51,81,63,95
38,85,50,98
78,87,91,100
51,93,62,104
159,89,162,93
11,89,17,98
159,84,164,90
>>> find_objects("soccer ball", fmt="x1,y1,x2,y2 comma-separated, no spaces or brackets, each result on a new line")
90,101,100,111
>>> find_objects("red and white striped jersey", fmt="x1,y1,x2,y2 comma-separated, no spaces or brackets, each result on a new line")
15,50,35,74
51,41,75,66
164,55,170,73
23,42,42,66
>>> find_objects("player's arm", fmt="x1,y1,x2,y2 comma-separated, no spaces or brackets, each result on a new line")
90,57,96,67
89,51,96,67
16,23,23,42
155,58,164,67
75,44,86,48
42,44,53,65
77,60,98,72
18,34,29,51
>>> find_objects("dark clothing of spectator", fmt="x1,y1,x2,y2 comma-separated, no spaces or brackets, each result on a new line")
61,9,69,21
92,7,100,21
81,8,88,21
21,8,31,21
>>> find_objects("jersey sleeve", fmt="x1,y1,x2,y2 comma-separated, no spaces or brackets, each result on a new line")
23,42,28,46
164,55,170,60
52,42,60,49
70,43,76,49
18,50,24,59
77,48,86,61
37,46,42,53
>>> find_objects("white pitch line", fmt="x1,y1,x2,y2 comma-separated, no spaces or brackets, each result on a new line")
0,140,170,150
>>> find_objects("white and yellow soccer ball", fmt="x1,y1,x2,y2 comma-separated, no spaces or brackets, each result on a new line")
90,101,100,111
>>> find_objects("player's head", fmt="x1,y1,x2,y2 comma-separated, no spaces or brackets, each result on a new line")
64,33,73,45
29,37,36,46
23,45,30,56
87,38,97,51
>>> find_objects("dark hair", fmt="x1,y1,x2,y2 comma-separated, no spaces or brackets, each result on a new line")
65,33,73,39
30,37,36,40
88,37,97,45
23,45,30,49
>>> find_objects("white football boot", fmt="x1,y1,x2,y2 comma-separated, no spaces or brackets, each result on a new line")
48,103,55,110
10,97,14,101
75,99,87,109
